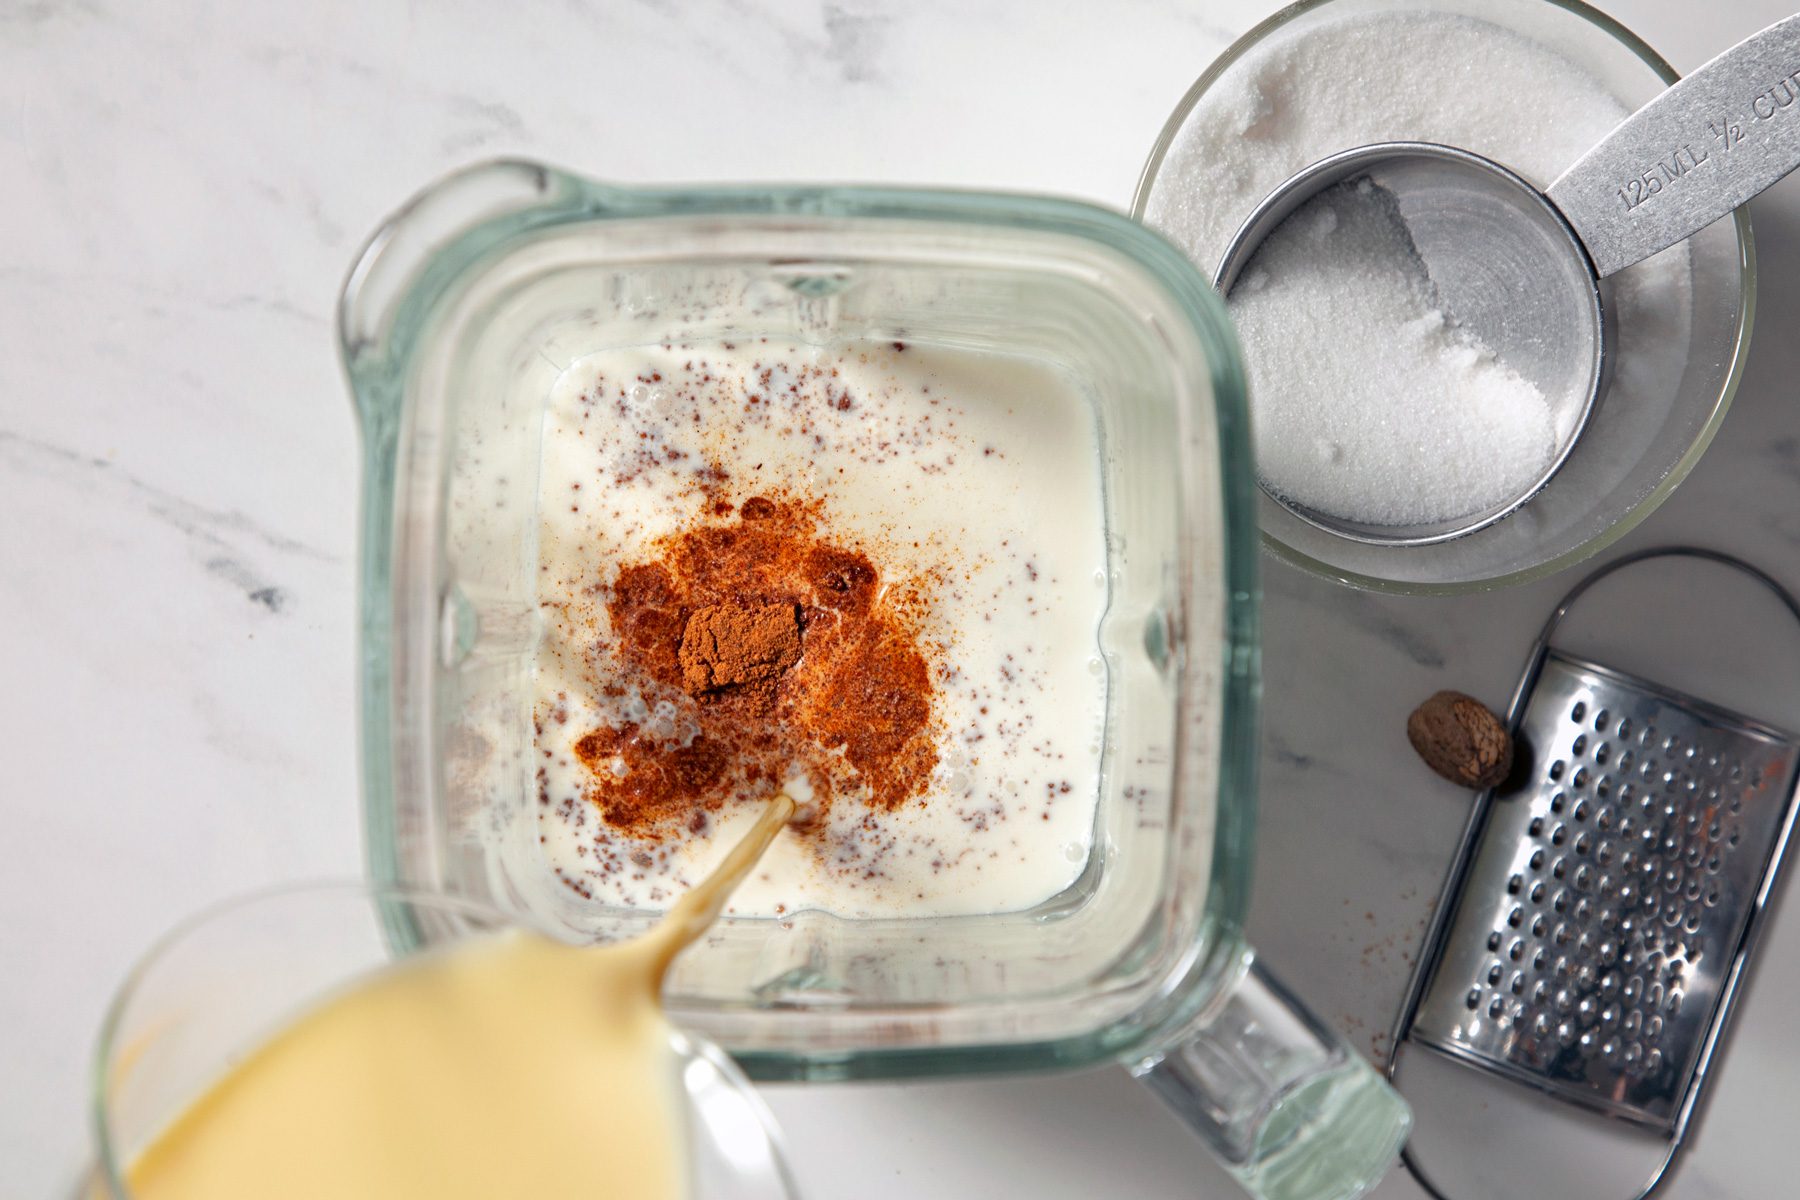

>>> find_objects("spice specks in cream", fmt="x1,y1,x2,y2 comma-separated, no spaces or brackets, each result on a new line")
534,340,1108,918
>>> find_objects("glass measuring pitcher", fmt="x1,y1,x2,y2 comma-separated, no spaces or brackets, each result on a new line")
342,161,1410,1200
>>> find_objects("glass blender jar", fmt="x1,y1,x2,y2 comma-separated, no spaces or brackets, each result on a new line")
343,160,1410,1200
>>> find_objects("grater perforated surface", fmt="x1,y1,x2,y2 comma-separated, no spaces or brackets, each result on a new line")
1412,651,1800,1130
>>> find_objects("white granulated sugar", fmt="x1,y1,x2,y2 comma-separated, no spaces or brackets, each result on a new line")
1229,179,1556,526
1146,11,1694,529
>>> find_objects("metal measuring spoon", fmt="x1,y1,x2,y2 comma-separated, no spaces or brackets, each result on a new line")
1217,14,1800,546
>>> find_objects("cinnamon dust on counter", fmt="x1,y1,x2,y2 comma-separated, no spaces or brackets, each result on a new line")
571,494,939,837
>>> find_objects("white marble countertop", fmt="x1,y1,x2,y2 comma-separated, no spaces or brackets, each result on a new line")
6,0,1799,1196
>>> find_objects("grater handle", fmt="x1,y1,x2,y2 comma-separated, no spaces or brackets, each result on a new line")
1132,945,1411,1200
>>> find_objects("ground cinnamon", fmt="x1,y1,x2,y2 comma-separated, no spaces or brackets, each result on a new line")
678,602,801,693
571,494,939,837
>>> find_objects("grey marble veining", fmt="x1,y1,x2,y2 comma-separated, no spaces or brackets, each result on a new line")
5,1,1798,1198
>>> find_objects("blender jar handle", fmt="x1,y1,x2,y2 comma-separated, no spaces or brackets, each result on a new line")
1131,944,1411,1200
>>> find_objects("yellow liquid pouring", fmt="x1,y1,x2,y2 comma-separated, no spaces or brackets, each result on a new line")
112,794,796,1200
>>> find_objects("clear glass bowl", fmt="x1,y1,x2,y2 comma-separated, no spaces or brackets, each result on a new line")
342,163,1408,1199
85,884,799,1200
1133,0,1755,594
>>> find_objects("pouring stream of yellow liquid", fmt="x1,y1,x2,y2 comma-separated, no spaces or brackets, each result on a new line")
110,793,797,1200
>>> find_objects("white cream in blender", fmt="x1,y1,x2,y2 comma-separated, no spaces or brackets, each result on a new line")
532,339,1108,919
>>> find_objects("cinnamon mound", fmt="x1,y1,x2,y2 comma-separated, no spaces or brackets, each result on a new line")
574,495,939,836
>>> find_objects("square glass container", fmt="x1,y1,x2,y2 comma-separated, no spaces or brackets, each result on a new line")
344,161,1406,1200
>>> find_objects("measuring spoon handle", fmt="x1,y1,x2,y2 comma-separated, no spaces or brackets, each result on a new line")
1548,13,1800,278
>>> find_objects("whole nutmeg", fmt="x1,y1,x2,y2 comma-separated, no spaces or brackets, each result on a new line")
1407,690,1512,789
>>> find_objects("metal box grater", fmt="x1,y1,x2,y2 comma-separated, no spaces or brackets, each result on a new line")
1411,652,1800,1128
1391,548,1800,1200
